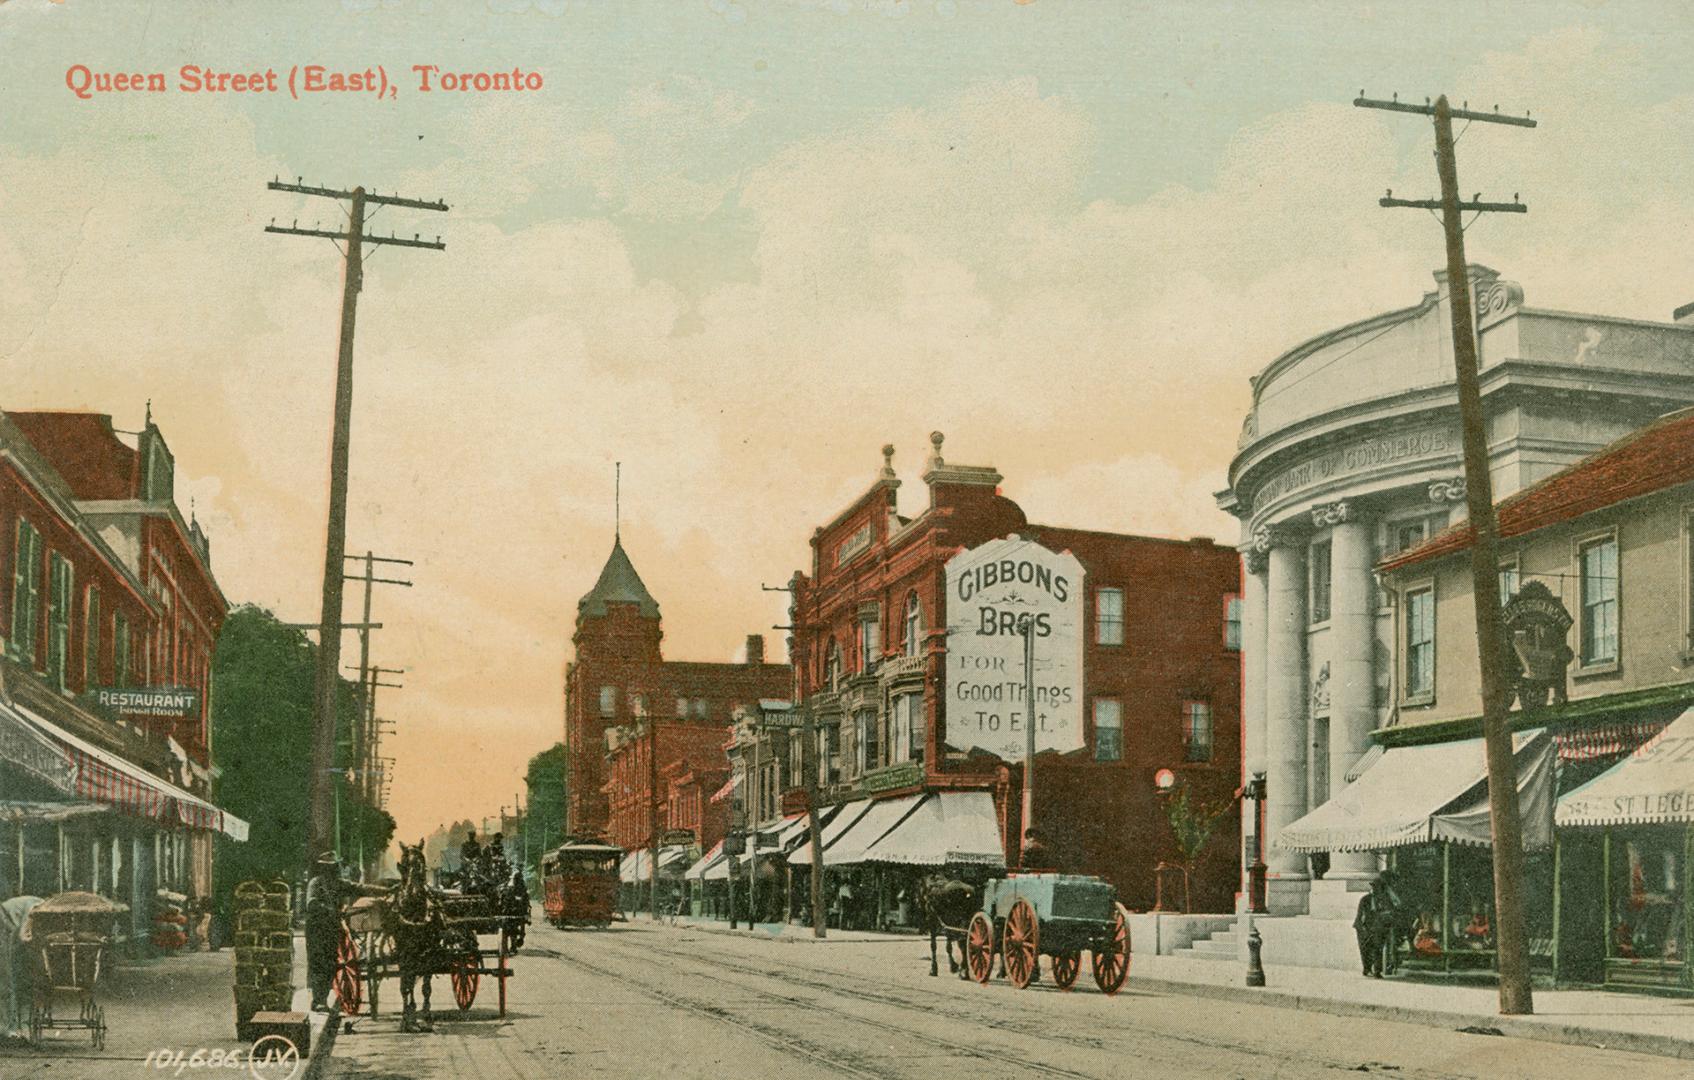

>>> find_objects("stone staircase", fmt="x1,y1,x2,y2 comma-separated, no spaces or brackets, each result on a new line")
1168,879,1374,971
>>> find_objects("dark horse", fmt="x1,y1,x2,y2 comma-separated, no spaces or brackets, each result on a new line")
391,841,475,1032
919,873,982,979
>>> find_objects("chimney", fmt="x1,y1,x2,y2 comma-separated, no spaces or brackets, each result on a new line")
1675,301,1694,326
745,634,765,666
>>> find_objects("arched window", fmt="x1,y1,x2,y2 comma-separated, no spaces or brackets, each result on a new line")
903,592,924,657
826,640,842,691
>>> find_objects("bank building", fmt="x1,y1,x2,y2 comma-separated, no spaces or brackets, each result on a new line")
1216,265,1694,934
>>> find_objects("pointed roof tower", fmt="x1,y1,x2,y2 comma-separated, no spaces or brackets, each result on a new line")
577,537,661,621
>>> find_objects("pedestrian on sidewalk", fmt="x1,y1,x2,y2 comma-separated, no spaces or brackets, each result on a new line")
304,852,343,1011
1353,877,1393,978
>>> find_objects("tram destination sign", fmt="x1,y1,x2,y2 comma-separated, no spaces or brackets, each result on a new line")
943,536,1084,760
89,686,201,718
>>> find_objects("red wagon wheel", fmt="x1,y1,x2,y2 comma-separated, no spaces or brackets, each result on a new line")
1051,951,1081,991
965,912,995,985
333,928,363,1015
497,929,509,1018
450,954,479,1012
1091,903,1131,995
1002,899,1039,990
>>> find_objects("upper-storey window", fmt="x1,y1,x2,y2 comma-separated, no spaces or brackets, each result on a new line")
1224,595,1243,651
1182,701,1213,763
859,608,881,673
903,592,923,657
599,685,617,718
1093,697,1122,762
1309,541,1332,624
1579,534,1619,667
1095,587,1124,646
46,553,73,690
10,519,41,664
1405,586,1435,700
84,585,102,689
826,640,842,691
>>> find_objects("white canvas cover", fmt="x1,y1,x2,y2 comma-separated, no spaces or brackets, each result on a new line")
821,794,926,867
1280,728,1545,853
788,799,874,864
1558,707,1694,827
860,792,1006,867
684,840,724,881
1428,731,1555,850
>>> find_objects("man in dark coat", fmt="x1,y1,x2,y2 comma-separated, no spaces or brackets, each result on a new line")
1353,877,1395,978
460,831,483,875
304,852,343,1011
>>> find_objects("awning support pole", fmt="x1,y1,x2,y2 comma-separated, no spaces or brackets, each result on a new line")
1441,842,1451,976
1550,834,1562,983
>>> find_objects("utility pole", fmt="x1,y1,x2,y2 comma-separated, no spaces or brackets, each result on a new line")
1355,92,1536,1016
649,717,661,921
767,578,825,938
345,663,404,878
344,551,411,879
266,178,446,867
1019,619,1036,870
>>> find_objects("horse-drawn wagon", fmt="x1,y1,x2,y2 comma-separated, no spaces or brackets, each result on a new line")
964,873,1131,994
332,843,522,1028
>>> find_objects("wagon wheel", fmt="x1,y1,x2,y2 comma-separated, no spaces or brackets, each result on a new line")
1002,899,1039,990
962,912,994,984
1090,902,1131,995
333,928,363,1015
91,1004,106,1051
450,954,480,1012
1051,951,1081,991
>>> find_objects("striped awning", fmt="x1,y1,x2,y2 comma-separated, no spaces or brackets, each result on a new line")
14,701,248,841
1555,718,1669,762
1559,708,1694,827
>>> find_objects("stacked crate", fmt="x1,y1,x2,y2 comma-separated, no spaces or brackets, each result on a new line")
232,880,295,1038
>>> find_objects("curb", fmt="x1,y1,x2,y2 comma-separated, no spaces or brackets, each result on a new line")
299,1006,340,1080
1127,974,1694,1062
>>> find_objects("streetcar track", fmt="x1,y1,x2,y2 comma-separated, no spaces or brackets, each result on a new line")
551,947,901,1080
618,930,1483,1080
590,931,1111,1080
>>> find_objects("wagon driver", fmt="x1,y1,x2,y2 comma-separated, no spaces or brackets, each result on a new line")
304,851,343,1012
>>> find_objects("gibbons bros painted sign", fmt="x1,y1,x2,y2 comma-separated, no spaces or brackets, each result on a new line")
943,537,1084,760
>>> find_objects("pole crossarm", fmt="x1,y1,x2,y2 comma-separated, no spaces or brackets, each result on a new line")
1354,95,1537,128
1381,196,1527,214
282,621,384,630
345,554,416,566
264,224,445,250
342,575,414,586
268,179,450,212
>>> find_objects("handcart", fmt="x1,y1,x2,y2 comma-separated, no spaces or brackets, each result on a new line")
24,891,128,1049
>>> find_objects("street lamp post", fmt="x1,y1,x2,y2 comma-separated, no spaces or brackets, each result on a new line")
1240,772,1267,987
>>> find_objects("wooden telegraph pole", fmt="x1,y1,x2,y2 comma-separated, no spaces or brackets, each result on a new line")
266,179,446,867
1354,93,1536,1014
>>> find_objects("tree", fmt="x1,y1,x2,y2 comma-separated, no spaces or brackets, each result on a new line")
211,605,391,907
1160,782,1235,913
522,743,567,880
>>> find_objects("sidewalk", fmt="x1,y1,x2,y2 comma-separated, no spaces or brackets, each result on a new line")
0,932,333,1078
1129,952,1694,1061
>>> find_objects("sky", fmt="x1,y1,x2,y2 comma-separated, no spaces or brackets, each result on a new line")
4,0,1694,843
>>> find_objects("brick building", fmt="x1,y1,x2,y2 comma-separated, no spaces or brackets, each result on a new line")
0,409,244,934
779,434,1243,915
561,535,791,846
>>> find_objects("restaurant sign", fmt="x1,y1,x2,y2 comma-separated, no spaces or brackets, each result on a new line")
90,687,201,718
943,536,1084,760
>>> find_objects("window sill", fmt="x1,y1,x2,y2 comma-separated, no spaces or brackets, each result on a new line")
1400,694,1435,710
1574,660,1620,680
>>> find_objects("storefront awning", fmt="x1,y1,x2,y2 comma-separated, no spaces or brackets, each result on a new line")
621,845,691,882
0,701,75,795
860,791,1007,867
0,801,113,825
737,812,806,866
1427,732,1554,850
788,799,874,865
1280,728,1547,854
1558,707,1694,828
12,701,248,841
685,839,724,880
822,794,926,867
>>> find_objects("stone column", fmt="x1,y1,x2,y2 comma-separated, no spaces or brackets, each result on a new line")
1239,549,1269,908
1319,502,1378,879
1262,526,1310,914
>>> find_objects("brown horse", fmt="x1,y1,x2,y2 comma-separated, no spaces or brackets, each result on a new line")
918,873,981,979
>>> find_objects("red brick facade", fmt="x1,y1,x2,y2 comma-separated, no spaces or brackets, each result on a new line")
602,722,736,852
788,437,1243,912
562,538,791,844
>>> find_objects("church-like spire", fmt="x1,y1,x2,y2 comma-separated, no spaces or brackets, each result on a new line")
577,537,660,620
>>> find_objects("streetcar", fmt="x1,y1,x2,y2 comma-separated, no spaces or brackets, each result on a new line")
540,838,622,928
